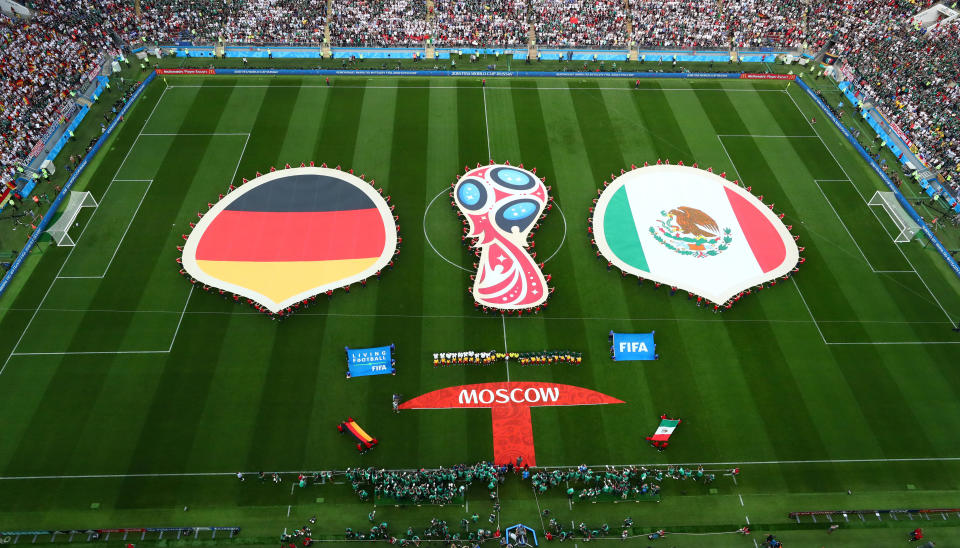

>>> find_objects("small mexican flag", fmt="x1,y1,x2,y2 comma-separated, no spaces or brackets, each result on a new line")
646,415,681,448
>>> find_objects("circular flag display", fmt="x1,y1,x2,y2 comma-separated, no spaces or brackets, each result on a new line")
592,165,799,304
182,167,397,313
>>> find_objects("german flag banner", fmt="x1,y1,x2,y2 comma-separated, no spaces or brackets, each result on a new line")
182,167,397,312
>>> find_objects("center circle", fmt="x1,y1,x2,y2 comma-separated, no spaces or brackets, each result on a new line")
421,187,568,271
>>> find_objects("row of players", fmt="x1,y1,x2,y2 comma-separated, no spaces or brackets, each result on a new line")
432,350,582,366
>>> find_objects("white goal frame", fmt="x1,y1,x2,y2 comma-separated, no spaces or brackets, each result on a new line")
45,191,98,246
868,191,921,243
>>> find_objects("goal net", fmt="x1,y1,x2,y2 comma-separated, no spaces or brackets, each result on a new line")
868,191,921,243
46,191,98,246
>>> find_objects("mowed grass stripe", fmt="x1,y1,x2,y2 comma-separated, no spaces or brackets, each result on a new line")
238,81,338,471
115,83,289,485
716,126,941,461
2,83,236,478
184,84,311,477
628,81,694,164
561,81,665,463
658,87,792,466
616,84,735,464
741,98,944,339
453,81,501,462
300,79,378,466
528,82,644,465
415,83,471,460
373,81,432,464
351,82,401,456
690,92,841,481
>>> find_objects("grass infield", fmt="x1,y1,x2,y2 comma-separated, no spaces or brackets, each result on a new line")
1,75,959,546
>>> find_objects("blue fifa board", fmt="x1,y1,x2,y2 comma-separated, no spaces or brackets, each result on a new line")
347,346,393,377
612,332,656,361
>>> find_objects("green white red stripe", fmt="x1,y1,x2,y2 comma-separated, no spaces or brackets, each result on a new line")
593,165,798,304
649,418,680,442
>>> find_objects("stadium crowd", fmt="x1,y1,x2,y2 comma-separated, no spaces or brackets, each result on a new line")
432,0,528,47
346,462,499,504
0,9,113,187
4,0,960,203
833,8,960,186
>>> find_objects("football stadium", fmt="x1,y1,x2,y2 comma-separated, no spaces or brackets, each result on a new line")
2,1,960,547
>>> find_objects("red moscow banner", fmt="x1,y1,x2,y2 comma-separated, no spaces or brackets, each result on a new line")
156,68,216,75
399,382,624,466
739,73,796,80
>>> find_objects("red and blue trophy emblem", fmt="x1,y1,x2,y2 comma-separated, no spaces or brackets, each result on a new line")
454,164,549,310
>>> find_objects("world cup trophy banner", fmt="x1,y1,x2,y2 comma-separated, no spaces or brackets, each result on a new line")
453,164,549,310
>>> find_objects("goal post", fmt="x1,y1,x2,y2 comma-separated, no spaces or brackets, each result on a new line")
867,191,921,243
45,191,98,246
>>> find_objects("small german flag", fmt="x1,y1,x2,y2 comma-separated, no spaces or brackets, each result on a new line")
183,168,396,312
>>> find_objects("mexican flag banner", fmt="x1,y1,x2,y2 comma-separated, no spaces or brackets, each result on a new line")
593,165,799,304
646,415,681,448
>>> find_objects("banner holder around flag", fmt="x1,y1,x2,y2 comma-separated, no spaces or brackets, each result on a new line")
646,414,681,450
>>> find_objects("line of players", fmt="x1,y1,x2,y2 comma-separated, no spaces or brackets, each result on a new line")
432,350,582,366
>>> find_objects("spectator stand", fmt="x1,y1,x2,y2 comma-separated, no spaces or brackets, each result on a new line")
838,80,959,212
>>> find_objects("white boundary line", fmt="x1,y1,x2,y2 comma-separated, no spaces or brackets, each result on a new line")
715,135,743,182
168,285,194,351
785,88,959,330
10,350,171,357
0,86,170,377
4,455,960,481
542,201,567,264
422,188,568,269
0,307,954,325
791,277,827,345
422,188,471,272
56,179,154,280
717,134,819,139
812,179,883,273
719,132,959,344
0,113,251,369
482,84,492,160
99,179,154,278
502,315,510,382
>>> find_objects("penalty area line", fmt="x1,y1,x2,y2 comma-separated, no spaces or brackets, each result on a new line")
0,88,171,377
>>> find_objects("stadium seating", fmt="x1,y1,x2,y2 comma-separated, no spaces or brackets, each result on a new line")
4,0,960,200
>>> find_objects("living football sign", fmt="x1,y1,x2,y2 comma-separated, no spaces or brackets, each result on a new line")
346,346,393,377
399,382,623,465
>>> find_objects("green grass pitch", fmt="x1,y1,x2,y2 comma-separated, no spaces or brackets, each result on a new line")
1,75,960,546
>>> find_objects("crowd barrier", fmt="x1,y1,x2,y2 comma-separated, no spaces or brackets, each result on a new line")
0,72,156,297
157,67,752,79
837,81,959,212
795,77,960,281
